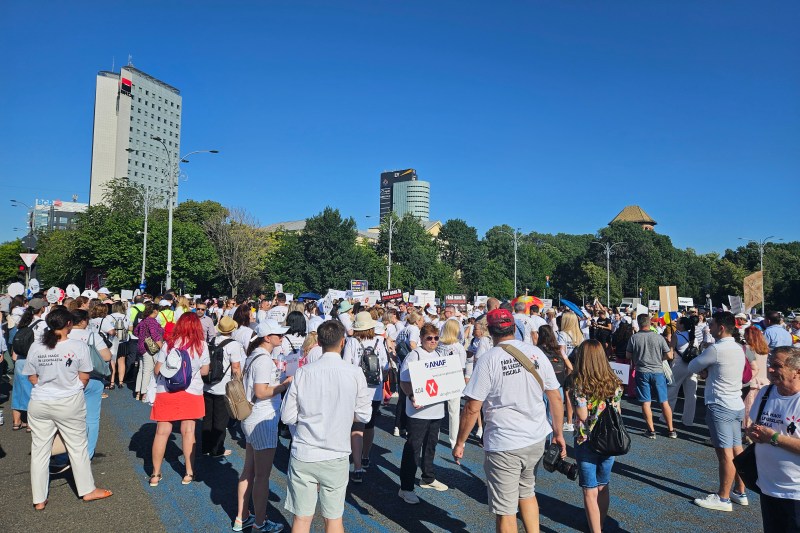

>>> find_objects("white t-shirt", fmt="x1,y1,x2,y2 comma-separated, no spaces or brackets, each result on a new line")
343,336,388,401
306,315,323,334
750,386,800,499
303,345,324,365
244,348,282,417
557,331,578,359
687,337,746,411
31,317,48,342
232,325,254,351
267,305,288,324
437,342,467,370
22,339,93,401
396,324,421,352
338,313,354,335
154,342,211,396
205,335,245,395
386,322,401,341
462,339,559,452
400,348,446,420
281,334,306,377
529,314,547,333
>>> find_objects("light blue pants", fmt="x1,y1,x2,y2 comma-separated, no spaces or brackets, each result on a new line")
84,379,104,459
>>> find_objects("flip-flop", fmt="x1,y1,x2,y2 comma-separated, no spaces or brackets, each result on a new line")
33,499,48,511
83,489,113,502
149,473,163,487
181,474,194,485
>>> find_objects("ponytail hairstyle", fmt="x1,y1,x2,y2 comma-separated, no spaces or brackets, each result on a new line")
247,335,265,356
43,306,73,349
18,307,36,329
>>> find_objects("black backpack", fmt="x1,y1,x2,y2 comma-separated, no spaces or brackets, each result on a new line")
588,398,631,456
203,338,234,385
395,331,411,362
131,304,145,330
358,338,382,387
12,319,43,358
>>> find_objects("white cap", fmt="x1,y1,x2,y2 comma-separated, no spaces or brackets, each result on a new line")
98,287,111,295
160,349,184,378
255,319,289,337
374,321,386,335
425,306,438,316
158,299,171,307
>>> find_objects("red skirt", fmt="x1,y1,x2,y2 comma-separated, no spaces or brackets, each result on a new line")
151,390,205,422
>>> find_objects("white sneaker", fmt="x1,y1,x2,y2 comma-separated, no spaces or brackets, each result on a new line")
563,423,575,432
420,479,448,491
693,493,732,512
398,489,420,504
391,392,399,398
730,491,749,506
393,427,401,437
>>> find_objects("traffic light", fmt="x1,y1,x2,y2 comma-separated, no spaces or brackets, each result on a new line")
18,264,26,282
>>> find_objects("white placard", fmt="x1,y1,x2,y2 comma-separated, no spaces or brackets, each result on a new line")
541,298,553,311
322,293,334,316
609,362,630,385
402,292,410,303
473,295,488,307
414,290,436,307
285,293,294,302
364,290,381,305
121,290,134,301
28,278,40,293
351,290,367,303
636,304,649,316
274,283,283,294
678,297,694,307
327,289,347,301
407,356,465,407
648,300,660,311
728,295,744,315
284,350,300,377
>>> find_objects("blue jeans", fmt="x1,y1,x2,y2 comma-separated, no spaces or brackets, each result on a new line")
543,387,564,447
84,379,104,459
574,441,615,489
12,360,33,411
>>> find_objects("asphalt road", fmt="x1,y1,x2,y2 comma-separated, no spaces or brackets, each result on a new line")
0,375,765,532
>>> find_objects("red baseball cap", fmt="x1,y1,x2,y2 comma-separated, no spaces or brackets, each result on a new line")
487,308,514,328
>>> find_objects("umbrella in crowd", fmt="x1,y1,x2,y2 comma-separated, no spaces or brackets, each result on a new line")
511,295,544,313
560,298,586,318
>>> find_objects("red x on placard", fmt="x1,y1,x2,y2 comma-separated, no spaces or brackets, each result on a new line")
426,379,438,397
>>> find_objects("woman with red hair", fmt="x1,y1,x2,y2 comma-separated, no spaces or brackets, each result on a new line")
148,312,210,487
742,325,769,430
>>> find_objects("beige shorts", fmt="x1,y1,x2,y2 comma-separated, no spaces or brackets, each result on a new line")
483,439,547,516
285,456,349,519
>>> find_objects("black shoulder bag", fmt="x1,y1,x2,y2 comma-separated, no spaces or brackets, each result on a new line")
733,385,773,494
588,397,631,456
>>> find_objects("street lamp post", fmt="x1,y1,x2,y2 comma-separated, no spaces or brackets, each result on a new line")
367,214,395,289
499,228,522,298
10,199,35,252
121,173,152,288
738,236,782,314
148,136,218,291
592,241,626,308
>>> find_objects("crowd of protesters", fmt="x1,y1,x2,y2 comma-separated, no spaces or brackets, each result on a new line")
1,284,799,532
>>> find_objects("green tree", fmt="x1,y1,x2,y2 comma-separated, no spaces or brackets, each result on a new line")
300,208,362,291
0,239,24,285
35,230,83,287
437,219,483,294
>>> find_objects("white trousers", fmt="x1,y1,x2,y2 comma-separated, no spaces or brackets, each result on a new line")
448,397,461,449
666,358,698,426
28,391,96,504
135,353,155,395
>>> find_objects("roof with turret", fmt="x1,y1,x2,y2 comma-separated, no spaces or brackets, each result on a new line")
609,205,656,226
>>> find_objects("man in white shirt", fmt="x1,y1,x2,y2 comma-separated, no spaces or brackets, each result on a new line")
512,302,535,345
440,305,464,342
267,293,289,324
281,320,372,533
688,312,748,512
255,298,272,328
528,305,547,335
454,308,565,533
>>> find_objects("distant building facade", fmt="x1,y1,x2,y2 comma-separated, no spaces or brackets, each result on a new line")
378,168,430,222
89,65,182,206
33,198,87,231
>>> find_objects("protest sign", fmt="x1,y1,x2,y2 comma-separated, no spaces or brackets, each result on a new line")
678,297,694,307
728,295,744,315
350,280,368,292
381,289,403,303
744,271,763,310
648,300,660,311
121,290,134,301
636,304,648,316
322,293,334,316
274,283,283,294
659,286,678,312
609,362,630,385
407,356,465,407
473,295,488,307
414,290,436,307
285,293,294,302
445,294,468,313
541,298,553,311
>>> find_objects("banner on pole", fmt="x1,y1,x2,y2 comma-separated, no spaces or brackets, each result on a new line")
744,271,763,311
381,289,403,303
728,295,744,315
659,286,678,313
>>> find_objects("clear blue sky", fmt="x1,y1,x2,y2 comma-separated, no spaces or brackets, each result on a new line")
2,1,798,254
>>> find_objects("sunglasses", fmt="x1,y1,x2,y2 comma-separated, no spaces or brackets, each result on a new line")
424,336,440,341
196,307,206,311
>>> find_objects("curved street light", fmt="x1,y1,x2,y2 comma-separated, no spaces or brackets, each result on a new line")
591,241,627,308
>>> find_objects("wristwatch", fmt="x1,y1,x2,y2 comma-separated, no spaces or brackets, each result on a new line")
770,433,780,446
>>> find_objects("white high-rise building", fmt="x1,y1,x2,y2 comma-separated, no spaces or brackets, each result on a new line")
89,65,181,205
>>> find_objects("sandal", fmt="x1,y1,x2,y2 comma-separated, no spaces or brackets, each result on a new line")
82,488,113,502
33,499,48,511
181,474,194,485
12,423,27,431
149,473,163,487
